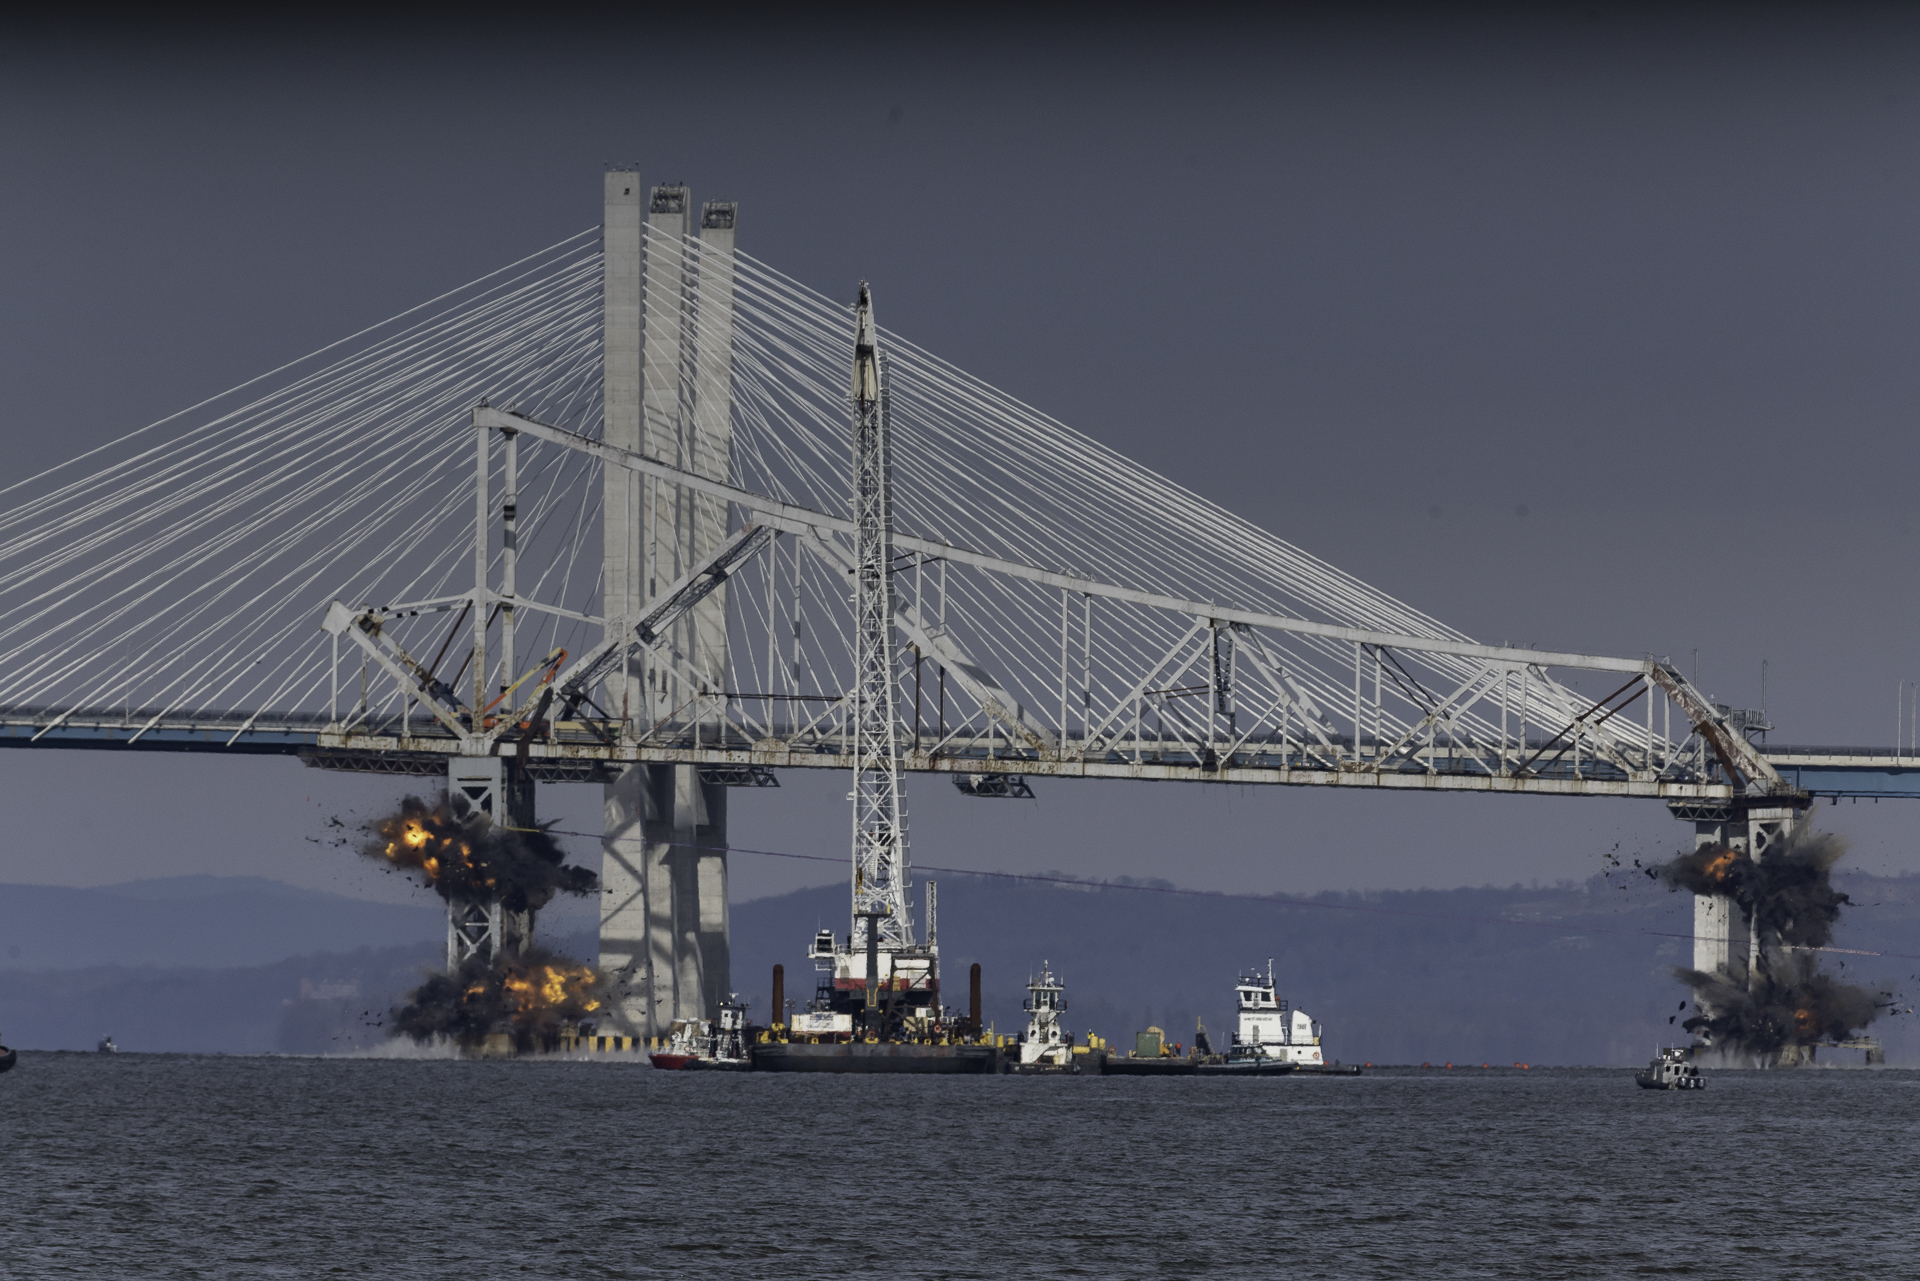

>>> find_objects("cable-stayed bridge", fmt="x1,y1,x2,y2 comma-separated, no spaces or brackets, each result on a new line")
1,174,1910,1036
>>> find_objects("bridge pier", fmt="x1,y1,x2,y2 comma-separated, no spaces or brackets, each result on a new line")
446,756,534,965
1669,797,1806,1034
600,763,729,1039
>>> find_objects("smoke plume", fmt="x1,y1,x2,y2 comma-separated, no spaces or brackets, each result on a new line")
360,794,596,913
1657,830,1851,950
1676,951,1886,1056
392,945,605,1053
1656,829,1890,1058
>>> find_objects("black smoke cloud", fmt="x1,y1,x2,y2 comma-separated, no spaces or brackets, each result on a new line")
392,945,606,1054
360,794,596,914
1657,830,1852,950
1656,830,1889,1057
1676,952,1888,1057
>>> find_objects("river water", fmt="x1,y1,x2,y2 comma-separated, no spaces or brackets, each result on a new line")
1,1053,1914,1278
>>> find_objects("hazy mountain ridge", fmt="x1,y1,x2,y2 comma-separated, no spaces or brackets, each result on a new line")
0,877,445,970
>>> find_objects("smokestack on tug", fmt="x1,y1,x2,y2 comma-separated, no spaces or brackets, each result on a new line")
771,965,785,1032
970,963,982,1037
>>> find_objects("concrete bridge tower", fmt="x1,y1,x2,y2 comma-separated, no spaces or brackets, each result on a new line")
597,173,738,1039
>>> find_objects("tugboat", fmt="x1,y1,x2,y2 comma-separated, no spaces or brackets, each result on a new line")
1214,959,1325,1070
1635,1046,1705,1090
1012,962,1076,1073
648,996,752,1071
96,1035,118,1055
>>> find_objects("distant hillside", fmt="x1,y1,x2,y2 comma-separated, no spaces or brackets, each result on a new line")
0,925,601,1054
1,872,1912,1062
0,876,445,969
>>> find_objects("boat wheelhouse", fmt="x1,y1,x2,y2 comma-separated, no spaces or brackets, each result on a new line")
1634,1047,1705,1090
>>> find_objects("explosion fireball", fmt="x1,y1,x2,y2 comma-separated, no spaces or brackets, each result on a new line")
362,794,596,912
359,794,606,1054
392,946,606,1053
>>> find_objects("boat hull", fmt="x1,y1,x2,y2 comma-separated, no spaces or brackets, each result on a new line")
648,1053,697,1070
751,1042,1002,1074
0,1047,15,1074
1196,1059,1294,1076
1634,1072,1705,1090
1102,1057,1198,1077
649,1053,751,1072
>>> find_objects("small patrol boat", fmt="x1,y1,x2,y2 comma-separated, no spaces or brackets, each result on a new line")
1635,1046,1705,1090
649,996,752,1071
96,1036,119,1055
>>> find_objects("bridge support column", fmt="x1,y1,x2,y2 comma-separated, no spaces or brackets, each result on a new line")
1669,798,1806,1034
447,756,534,966
669,765,729,1022
595,180,736,1038
599,763,729,1038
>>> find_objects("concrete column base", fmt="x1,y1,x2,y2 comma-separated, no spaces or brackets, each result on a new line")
600,763,730,1038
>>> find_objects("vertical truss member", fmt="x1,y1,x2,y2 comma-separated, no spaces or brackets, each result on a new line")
849,283,914,952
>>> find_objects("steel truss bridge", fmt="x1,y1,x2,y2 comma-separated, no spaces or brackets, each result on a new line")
0,209,1901,802
1,174,1912,1033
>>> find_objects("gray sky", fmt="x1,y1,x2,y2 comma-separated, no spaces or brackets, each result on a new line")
4,8,1920,902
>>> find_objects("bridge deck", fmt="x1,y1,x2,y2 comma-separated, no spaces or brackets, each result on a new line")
0,710,1689,799
9,715,1909,799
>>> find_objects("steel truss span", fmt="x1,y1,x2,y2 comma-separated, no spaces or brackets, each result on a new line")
0,221,1826,804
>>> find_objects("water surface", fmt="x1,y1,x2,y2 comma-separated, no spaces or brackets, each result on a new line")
2,1053,1913,1278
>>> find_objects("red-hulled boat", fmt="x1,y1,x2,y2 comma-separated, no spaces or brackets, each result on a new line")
648,996,752,1071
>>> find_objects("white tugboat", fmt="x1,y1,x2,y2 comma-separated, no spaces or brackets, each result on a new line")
1108,961,1357,1077
1224,960,1324,1069
649,995,752,1071
1634,1046,1705,1090
1014,961,1075,1072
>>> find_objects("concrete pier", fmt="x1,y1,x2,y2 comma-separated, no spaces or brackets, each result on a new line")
1673,798,1805,1017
